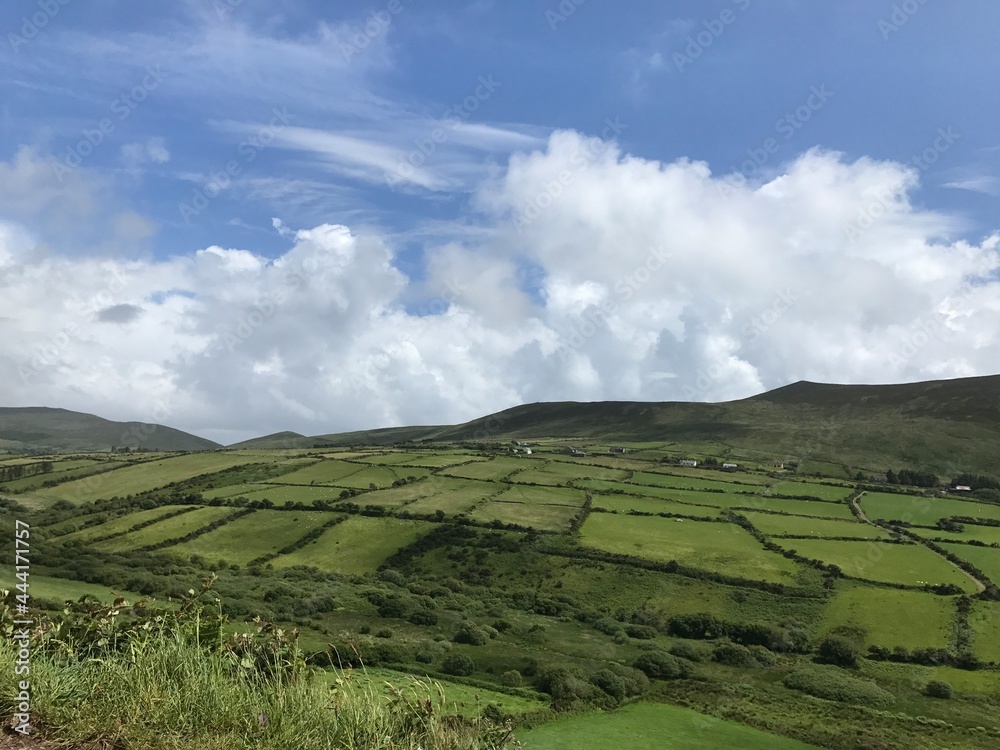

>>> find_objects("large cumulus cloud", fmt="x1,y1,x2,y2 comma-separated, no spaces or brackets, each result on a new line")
1,135,998,442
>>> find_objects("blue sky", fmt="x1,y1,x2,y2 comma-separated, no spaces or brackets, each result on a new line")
2,0,999,441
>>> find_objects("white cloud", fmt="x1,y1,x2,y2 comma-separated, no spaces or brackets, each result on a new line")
1,135,999,443
121,138,171,167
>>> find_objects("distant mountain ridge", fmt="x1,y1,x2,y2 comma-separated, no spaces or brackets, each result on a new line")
0,407,220,453
4,375,1000,474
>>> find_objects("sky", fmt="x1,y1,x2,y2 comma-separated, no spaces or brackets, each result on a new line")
1,0,999,444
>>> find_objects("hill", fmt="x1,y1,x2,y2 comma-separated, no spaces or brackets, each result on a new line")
0,407,220,453
297,375,1000,476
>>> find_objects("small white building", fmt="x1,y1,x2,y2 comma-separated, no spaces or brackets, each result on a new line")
678,459,698,467
722,462,738,470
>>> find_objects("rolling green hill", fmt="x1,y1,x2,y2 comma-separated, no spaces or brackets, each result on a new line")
0,407,220,453
291,375,1000,476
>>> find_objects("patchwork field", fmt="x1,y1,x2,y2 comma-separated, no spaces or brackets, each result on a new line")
441,457,533,481
513,460,629,485
938,543,1000,583
628,471,752,492
519,700,818,749
57,505,195,543
402,478,500,515
170,509,339,564
860,492,1000,525
908,524,1000,546
968,601,1000,663
266,459,365,485
94,506,238,551
737,511,892,540
770,481,854,501
818,586,954,649
589,494,718,518
270,516,434,574
579,514,801,584
30,453,270,502
469,501,581,532
331,465,432,489
780,538,977,590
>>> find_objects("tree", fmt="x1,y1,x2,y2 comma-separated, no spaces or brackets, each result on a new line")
441,653,475,676
925,680,953,699
818,635,861,668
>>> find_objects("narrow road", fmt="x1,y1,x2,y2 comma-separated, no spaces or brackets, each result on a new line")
851,490,987,594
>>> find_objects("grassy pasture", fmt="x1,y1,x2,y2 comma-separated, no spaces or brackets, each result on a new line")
579,514,800,584
770,481,854,501
233,485,346,505
514,460,629,484
496,484,587,507
860,492,1000,525
403,479,500,515
41,510,111,536
468,501,580,532
968,601,1000,663
647,465,774,485
781,538,977,590
270,516,434,574
266,459,365,485
345,482,438,508
391,454,488,468
518,700,819,749
95,506,238,551
0,460,132,492
441,457,533,481
0,574,149,606
350,452,435,465
170,510,339,564
590,494,717,518
331,465,431,489
339,668,545,717
737,512,892,540
31,453,269,502
938,543,1000,583
908,524,1000,546
818,586,954,650
796,459,852,479
629,471,750,492
577,480,744,506
57,506,194,543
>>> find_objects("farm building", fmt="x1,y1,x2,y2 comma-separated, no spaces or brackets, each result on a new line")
722,462,738,470
764,460,784,469
950,485,972,492
566,447,587,457
678,459,698,467
869,474,888,483
608,446,628,454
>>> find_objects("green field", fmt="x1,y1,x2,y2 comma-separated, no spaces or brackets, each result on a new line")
629,471,749,492
514,460,628,485
818,586,954,649
227,484,347,505
41,510,114,536
590,494,717,518
390,454,488,468
94,506,238,551
469,500,581,532
579,514,800,584
770,481,854,501
338,668,545,717
57,506,195,543
402,478,500,515
330,465,431,490
780,538,977,590
270,516,434,574
938,543,1000,584
0,574,148,606
737,511,891,540
496,484,587,507
860,492,1000,525
908,524,1000,546
30,453,269,502
442,457,532,481
169,510,340,564
519,701,818,749
968,601,1000,663
266,459,364,485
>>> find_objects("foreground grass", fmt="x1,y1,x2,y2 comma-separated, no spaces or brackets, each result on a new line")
0,624,516,750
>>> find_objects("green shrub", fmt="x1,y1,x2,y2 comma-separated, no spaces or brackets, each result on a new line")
588,669,626,702
634,651,689,679
408,609,439,626
441,653,476,676
925,680,954,699
818,635,861,668
499,669,522,687
784,667,896,708
453,622,490,646
712,643,759,668
668,641,709,662
749,645,777,667
375,628,394,639
625,624,658,640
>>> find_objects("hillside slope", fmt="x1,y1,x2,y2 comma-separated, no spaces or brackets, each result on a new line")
0,407,221,453
301,375,1000,475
